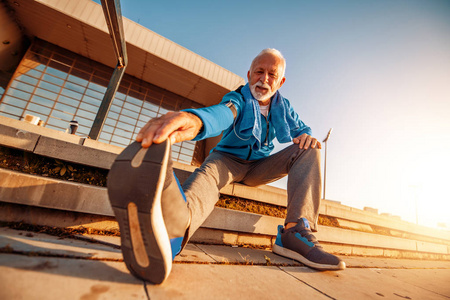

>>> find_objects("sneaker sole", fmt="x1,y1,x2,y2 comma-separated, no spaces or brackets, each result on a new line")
272,244,346,270
107,141,172,284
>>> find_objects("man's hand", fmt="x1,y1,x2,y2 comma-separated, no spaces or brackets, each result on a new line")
136,111,203,148
293,133,322,149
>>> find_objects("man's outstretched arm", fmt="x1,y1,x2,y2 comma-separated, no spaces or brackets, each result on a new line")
136,111,203,148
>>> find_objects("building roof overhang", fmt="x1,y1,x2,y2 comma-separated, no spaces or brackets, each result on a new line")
4,0,245,106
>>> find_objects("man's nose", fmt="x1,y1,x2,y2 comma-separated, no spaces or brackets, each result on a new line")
259,72,269,83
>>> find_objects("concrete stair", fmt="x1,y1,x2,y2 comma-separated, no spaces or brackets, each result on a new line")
1,115,449,260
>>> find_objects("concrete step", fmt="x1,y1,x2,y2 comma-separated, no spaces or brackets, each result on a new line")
1,168,449,260
1,226,449,300
1,117,450,260
2,117,449,245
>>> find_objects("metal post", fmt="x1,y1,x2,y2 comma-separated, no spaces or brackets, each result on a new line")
322,128,333,200
89,0,128,140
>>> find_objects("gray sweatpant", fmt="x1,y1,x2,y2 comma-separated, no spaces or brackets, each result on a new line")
182,144,322,238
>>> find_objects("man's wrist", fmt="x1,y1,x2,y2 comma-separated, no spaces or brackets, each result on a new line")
185,112,203,134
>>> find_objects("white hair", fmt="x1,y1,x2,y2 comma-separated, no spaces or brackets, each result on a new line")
250,48,286,78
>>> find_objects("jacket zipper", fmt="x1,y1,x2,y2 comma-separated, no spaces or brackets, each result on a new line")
263,115,269,146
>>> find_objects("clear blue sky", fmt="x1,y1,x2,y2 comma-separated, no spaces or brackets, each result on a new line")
103,0,450,228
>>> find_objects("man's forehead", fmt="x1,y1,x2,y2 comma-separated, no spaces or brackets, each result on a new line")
252,55,283,72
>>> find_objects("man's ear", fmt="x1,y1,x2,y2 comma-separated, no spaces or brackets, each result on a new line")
278,77,286,89
247,70,251,81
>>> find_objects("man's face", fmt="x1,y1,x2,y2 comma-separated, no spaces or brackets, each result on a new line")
247,53,286,103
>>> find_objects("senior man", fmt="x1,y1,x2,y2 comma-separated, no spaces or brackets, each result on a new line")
107,48,345,284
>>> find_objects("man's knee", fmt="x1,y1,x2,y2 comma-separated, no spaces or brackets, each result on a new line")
288,144,321,162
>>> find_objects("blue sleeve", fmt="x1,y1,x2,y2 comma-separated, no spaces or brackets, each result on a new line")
182,91,244,141
285,99,312,138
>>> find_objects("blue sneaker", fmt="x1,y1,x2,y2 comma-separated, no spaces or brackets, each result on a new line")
272,218,345,270
107,140,190,284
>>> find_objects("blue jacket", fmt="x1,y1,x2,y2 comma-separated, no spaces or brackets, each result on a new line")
183,84,312,160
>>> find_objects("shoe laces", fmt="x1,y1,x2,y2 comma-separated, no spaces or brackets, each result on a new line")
289,225,320,247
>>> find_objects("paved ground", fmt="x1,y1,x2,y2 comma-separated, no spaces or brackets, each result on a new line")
0,226,449,299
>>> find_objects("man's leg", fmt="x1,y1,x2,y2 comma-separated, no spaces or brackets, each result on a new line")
241,144,345,270
241,144,321,231
107,141,191,284
182,151,249,237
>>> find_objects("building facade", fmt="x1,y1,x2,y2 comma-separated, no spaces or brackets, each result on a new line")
0,0,244,165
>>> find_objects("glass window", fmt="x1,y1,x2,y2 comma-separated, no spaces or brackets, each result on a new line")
99,131,112,141
27,103,51,115
102,124,114,134
75,115,94,128
115,92,126,100
143,101,159,112
116,121,135,133
58,95,79,107
123,101,141,113
121,108,139,120
118,115,137,126
47,117,69,129
106,111,119,120
79,102,98,112
0,40,197,165
136,120,147,129
38,81,61,94
11,81,35,93
81,95,101,107
2,96,28,108
88,81,107,94
68,73,89,87
6,88,31,101
30,95,55,108
15,74,39,86
109,104,121,114
76,125,90,136
113,128,132,138
1,104,23,117
25,69,43,79
172,144,181,152
54,102,77,115
111,135,130,146
85,88,103,99
42,74,65,86
126,95,144,106
64,81,86,94
183,141,196,150
0,111,18,118
51,109,73,121
105,118,117,126
46,66,68,80
35,88,58,101
61,88,82,100
76,109,96,120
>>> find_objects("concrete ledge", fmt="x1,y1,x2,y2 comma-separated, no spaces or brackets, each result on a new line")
0,115,82,146
0,125,41,152
320,201,450,242
34,136,117,170
0,169,113,216
204,207,449,255
0,117,284,205
1,117,450,254
230,184,287,207
0,168,449,257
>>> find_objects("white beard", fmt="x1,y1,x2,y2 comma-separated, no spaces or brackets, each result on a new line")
250,82,276,102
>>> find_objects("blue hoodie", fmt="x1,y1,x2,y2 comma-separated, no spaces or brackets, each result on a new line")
183,83,312,160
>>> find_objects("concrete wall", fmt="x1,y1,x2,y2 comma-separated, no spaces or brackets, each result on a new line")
1,116,449,260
